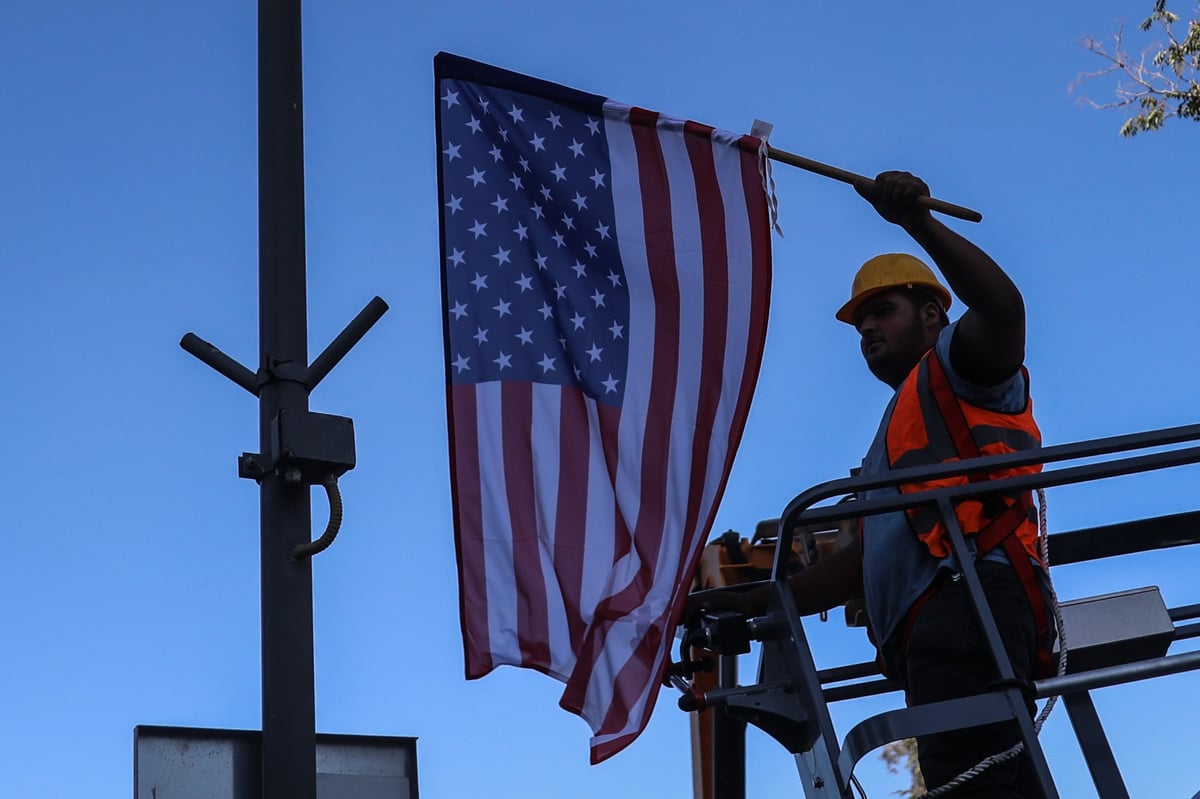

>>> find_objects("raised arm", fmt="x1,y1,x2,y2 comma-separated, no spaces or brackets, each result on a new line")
857,171,1025,386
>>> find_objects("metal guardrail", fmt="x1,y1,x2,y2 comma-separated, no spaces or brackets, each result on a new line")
684,422,1200,799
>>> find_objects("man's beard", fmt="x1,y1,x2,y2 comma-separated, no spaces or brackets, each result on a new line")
868,313,929,387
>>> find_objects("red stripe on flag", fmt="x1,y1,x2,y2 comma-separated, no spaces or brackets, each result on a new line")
590,131,771,761
593,606,669,762
502,381,552,669
666,139,772,633
452,384,493,679
675,136,772,578
598,403,628,564
680,119,730,549
596,131,737,737
661,138,771,638
666,140,771,631
610,105,680,613
562,106,683,714
554,387,591,653
732,139,772,441
560,400,624,714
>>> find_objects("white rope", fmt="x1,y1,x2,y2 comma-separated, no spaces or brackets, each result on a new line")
918,743,1025,798
749,119,783,237
913,488,1068,798
1033,487,1069,726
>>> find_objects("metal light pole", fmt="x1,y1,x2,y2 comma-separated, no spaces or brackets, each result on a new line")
256,2,315,796
180,2,389,797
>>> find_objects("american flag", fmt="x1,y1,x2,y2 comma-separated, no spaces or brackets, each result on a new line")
435,52,771,762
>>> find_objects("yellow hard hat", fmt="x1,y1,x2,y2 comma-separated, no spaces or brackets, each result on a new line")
835,253,952,325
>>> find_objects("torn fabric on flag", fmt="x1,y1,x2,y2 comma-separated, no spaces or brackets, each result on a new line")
434,52,772,763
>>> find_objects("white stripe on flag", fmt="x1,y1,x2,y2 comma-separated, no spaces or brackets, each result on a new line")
529,384,574,680
700,135,755,525
579,116,764,752
658,114,706,539
602,101,650,603
474,381,520,666
578,397,616,629
588,114,710,745
558,103,655,731
575,107,703,735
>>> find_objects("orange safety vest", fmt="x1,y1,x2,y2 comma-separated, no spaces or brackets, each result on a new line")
887,349,1054,677
886,351,1042,561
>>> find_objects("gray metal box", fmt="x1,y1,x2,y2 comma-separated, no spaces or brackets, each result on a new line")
1057,585,1174,673
134,726,418,799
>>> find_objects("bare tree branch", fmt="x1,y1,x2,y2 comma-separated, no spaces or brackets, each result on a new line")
1073,2,1200,136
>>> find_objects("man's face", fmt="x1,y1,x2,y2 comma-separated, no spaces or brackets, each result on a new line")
853,290,940,388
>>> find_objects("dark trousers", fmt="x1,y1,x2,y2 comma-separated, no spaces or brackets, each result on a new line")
904,561,1048,798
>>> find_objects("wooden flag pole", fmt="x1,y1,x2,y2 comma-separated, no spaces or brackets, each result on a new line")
766,145,983,223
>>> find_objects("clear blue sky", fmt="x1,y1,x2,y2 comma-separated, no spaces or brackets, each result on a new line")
3,1,1198,796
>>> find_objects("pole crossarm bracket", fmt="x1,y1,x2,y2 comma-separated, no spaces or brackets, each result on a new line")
180,333,259,395
181,295,389,395
306,296,389,391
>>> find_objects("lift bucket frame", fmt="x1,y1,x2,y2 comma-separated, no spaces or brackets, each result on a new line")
683,422,1200,798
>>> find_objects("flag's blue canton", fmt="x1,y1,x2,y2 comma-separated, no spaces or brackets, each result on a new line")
440,79,630,405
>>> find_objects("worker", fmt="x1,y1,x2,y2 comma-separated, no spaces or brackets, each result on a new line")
687,171,1052,798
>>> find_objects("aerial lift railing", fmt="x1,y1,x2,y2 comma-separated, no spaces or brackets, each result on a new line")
681,421,1200,799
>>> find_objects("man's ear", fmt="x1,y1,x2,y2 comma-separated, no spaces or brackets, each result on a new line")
920,301,942,330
